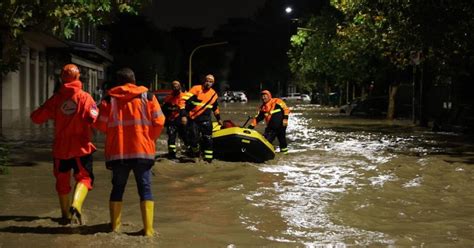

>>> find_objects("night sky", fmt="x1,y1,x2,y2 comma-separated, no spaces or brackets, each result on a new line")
147,0,267,35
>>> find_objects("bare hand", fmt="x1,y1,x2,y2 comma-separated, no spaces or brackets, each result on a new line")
181,116,188,125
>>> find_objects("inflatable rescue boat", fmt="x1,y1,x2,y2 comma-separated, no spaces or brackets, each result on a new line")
212,121,275,163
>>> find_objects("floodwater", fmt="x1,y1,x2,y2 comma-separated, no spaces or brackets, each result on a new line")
1,101,474,247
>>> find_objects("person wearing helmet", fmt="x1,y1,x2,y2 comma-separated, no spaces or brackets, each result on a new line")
248,90,290,154
31,64,98,225
94,68,165,236
180,74,222,163
162,80,188,159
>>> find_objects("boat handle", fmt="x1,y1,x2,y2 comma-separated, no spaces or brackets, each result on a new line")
242,116,252,127
243,130,251,134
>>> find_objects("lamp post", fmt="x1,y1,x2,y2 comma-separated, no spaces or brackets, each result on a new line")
188,41,228,89
297,27,317,32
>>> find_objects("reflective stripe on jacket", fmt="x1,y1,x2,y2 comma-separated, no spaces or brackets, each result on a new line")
180,85,220,120
163,91,184,121
30,80,98,159
251,98,289,127
94,83,165,162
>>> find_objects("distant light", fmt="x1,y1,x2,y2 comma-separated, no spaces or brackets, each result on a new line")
285,7,293,14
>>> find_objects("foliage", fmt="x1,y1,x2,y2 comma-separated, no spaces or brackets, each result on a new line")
0,0,143,76
288,6,342,92
289,0,474,96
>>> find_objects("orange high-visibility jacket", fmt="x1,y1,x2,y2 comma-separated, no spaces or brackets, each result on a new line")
163,91,185,121
94,83,165,162
180,85,220,121
30,80,98,159
251,97,290,127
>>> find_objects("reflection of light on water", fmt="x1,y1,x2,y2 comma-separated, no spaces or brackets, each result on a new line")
403,176,423,188
243,103,455,244
228,184,244,191
285,111,442,164
286,112,400,164
368,174,396,187
244,155,392,245
239,215,259,231
243,106,418,245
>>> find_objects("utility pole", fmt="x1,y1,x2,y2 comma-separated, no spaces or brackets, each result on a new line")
188,42,228,90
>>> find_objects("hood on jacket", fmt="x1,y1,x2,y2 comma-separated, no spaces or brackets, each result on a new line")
59,80,82,97
261,90,272,99
108,83,148,100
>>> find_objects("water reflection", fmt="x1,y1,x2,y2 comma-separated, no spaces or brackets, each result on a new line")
243,103,474,246
2,102,473,246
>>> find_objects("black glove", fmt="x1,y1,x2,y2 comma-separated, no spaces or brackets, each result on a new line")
247,125,254,129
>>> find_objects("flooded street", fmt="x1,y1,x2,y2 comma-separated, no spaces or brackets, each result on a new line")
1,102,474,247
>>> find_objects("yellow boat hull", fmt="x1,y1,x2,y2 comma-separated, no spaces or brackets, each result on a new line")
212,126,275,163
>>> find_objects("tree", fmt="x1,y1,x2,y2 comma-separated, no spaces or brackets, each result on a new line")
331,0,474,121
0,1,143,137
289,0,473,122
0,0,143,75
288,5,349,104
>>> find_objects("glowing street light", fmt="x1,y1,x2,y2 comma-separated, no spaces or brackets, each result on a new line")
285,6,299,22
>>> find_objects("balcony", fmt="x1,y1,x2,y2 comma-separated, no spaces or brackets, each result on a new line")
68,23,113,62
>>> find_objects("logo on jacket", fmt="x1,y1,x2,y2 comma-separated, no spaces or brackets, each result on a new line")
90,104,98,117
61,99,77,115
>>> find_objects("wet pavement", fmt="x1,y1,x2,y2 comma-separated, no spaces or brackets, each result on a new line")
1,102,473,247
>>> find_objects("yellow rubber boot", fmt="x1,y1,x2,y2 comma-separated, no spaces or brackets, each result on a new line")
109,201,122,232
58,194,70,219
140,201,154,237
70,183,88,225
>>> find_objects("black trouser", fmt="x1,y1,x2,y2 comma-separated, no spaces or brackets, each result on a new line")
107,159,154,201
166,119,188,154
264,126,288,152
188,119,213,160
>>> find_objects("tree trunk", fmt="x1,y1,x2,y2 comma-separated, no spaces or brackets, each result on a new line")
324,80,330,105
387,83,399,120
419,65,429,127
361,85,366,99
346,81,350,103
339,87,343,106
0,73,3,138
352,84,356,100
0,34,3,137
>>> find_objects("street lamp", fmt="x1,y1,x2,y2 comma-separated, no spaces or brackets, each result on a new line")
284,6,300,22
188,41,228,89
297,27,317,32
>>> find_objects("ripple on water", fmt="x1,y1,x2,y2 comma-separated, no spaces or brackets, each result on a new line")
243,152,394,245
240,106,471,245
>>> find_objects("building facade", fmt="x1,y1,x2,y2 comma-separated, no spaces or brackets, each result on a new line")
1,25,112,129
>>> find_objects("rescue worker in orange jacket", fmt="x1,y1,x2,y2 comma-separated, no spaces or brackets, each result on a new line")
30,64,98,225
248,90,290,154
94,68,165,236
162,80,188,159
180,74,222,162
